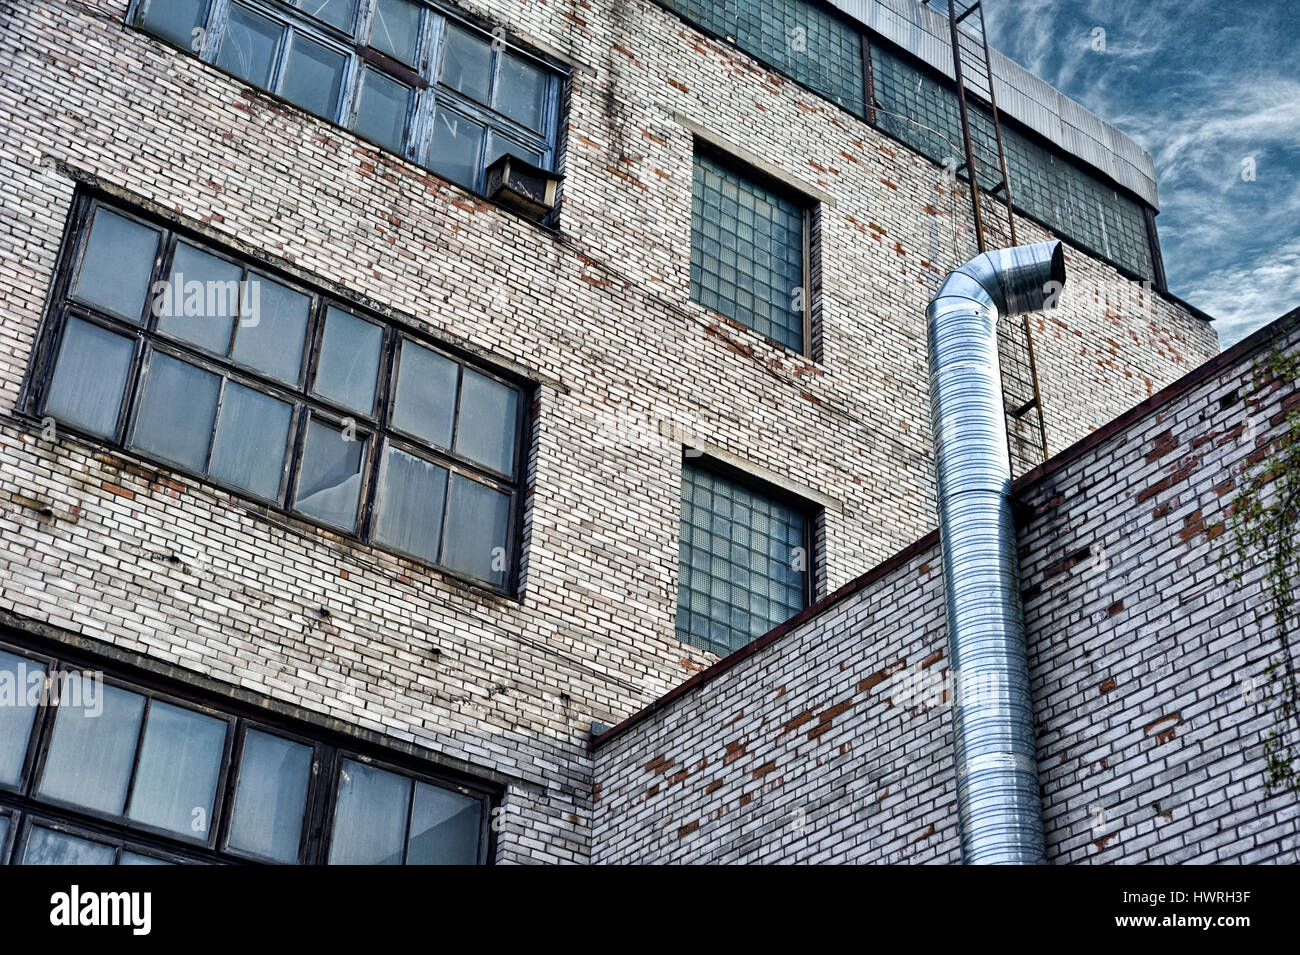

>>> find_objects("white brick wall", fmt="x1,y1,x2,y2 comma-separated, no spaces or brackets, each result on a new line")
592,315,1298,864
0,0,1217,862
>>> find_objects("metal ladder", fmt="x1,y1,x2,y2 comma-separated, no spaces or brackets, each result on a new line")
925,0,1050,478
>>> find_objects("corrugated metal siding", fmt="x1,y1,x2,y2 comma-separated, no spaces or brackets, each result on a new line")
829,0,1159,208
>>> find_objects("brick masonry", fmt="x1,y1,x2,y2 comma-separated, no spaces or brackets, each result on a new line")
0,1,1217,862
591,314,1299,864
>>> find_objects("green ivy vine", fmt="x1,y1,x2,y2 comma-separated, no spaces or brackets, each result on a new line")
1224,344,1300,796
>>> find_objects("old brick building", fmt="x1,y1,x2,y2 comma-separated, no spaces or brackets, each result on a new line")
0,0,1236,865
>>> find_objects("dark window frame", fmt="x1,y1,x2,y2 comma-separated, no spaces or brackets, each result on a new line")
128,0,568,202
675,452,819,657
21,193,532,596
0,631,497,865
690,142,816,357
23,670,238,852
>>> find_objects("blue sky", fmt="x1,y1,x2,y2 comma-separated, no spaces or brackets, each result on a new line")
982,0,1300,345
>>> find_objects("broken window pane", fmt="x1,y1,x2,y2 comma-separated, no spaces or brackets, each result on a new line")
294,417,366,530
455,368,517,474
43,316,134,438
371,445,449,564
428,107,484,188
217,4,282,89
391,338,457,448
354,68,411,153
441,475,510,585
369,0,420,65
208,382,292,500
312,307,382,415
299,0,356,32
139,0,209,52
229,274,310,384
131,353,221,472
496,53,546,131
281,33,345,119
157,242,242,355
71,208,159,323
440,24,492,103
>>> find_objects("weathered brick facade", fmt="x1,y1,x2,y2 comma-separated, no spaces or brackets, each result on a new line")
0,0,1217,863
591,313,1299,864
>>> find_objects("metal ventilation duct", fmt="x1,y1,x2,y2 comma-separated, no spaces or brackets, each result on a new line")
926,240,1065,864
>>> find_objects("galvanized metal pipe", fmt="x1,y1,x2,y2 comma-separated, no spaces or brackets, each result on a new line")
926,241,1065,864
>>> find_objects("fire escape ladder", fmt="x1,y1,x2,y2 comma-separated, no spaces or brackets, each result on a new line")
927,0,1050,478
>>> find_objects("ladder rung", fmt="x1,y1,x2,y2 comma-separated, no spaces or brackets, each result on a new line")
1008,399,1039,419
955,2,981,25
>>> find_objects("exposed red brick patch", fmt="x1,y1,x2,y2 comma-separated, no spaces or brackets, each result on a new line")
859,659,906,694
677,821,699,838
921,650,944,669
913,823,935,842
1145,713,1181,744
668,770,688,785
1145,429,1178,461
1099,677,1117,693
738,793,752,808
880,178,898,190
101,482,134,500
723,740,748,765
752,760,777,779
1178,509,1206,542
1094,833,1116,850
705,780,724,795
645,784,659,796
723,709,744,727
1107,600,1124,617
645,755,674,774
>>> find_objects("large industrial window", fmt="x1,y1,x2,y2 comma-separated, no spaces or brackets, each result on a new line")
691,151,810,353
131,0,566,195
0,638,491,865
658,0,865,117
869,43,1156,281
25,197,527,592
676,460,812,657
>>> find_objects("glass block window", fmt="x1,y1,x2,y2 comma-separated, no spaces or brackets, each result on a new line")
0,635,492,866
691,152,809,352
659,0,865,116
133,0,565,196
676,462,811,657
869,43,1156,281
28,197,527,592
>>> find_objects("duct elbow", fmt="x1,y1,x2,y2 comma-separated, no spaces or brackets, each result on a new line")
957,240,1066,317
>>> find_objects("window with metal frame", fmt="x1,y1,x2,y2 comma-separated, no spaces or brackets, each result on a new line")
676,460,813,657
25,196,528,592
657,0,865,117
0,637,492,865
131,0,566,196
691,150,811,353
